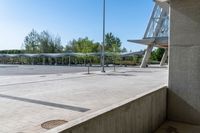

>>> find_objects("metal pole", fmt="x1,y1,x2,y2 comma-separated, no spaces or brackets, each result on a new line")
87,56,90,74
113,47,116,72
88,65,90,74
101,0,106,72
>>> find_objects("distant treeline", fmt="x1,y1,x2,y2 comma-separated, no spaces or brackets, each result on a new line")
0,29,132,65
0,29,165,65
0,49,25,54
22,29,127,54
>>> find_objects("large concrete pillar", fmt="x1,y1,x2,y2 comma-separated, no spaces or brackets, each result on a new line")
140,44,154,68
160,48,168,66
168,0,200,125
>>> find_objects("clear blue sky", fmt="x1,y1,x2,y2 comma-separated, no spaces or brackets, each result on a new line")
0,0,154,51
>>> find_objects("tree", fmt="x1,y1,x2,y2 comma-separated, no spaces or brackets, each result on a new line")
39,31,51,53
24,29,40,53
54,36,63,53
24,30,63,53
65,37,99,53
155,48,165,61
0,50,24,54
105,33,121,52
65,37,100,65
150,48,165,61
39,31,63,53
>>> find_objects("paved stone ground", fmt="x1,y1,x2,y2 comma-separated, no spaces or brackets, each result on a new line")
0,65,168,133
0,64,113,76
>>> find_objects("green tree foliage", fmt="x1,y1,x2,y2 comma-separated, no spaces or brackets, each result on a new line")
23,29,63,53
150,48,165,61
39,31,63,53
2,31,133,65
24,29,39,53
0,50,25,54
104,32,128,65
24,31,125,54
65,37,100,53
105,33,122,52
65,37,101,65
65,33,124,54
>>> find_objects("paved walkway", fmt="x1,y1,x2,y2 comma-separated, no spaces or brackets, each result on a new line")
0,65,113,76
0,66,168,133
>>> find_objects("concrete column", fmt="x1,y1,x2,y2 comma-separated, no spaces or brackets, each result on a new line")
168,0,200,125
140,44,154,68
160,48,168,66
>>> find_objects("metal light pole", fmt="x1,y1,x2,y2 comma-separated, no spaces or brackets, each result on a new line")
101,0,106,72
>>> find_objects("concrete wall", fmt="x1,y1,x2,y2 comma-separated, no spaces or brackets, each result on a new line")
168,0,200,125
48,87,167,133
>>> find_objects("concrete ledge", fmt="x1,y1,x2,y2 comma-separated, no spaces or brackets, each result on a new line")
47,86,167,133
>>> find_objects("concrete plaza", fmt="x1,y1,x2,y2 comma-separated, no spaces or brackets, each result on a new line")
0,65,167,133
0,65,114,76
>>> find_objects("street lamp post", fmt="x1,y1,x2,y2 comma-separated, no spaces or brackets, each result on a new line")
101,0,106,72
